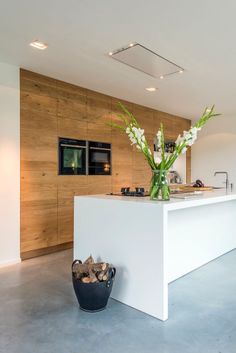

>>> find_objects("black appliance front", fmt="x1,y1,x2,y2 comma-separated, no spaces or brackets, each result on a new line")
59,138,87,175
88,141,111,175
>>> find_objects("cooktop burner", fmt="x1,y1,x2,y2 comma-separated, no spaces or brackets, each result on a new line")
108,187,149,197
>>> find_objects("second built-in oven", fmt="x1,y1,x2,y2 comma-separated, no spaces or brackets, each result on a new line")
88,141,111,175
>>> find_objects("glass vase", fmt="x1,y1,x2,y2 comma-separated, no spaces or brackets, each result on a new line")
149,170,170,201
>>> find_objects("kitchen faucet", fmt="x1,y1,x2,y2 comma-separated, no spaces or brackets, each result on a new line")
214,171,229,189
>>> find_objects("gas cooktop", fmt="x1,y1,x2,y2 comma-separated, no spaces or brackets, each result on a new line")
108,187,149,197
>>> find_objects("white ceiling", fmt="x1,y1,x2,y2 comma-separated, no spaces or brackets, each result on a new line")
1,0,236,119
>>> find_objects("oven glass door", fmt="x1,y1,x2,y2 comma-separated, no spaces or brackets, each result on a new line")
59,144,86,175
89,144,111,175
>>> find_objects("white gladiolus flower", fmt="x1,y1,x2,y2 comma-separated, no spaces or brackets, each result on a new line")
187,140,194,146
154,151,162,164
181,147,187,154
126,127,131,134
190,127,198,135
175,134,183,145
155,156,162,165
130,127,145,143
156,130,162,149
183,131,191,140
175,125,200,149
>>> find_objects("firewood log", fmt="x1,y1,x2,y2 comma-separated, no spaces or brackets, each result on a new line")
88,269,98,283
81,276,97,283
97,263,109,281
73,262,107,277
81,277,91,283
72,256,111,282
102,273,109,281
84,255,94,265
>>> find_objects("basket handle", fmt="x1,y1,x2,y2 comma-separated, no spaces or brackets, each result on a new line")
109,267,116,279
72,259,82,271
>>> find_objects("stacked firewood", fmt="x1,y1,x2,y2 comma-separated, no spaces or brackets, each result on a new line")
72,255,110,283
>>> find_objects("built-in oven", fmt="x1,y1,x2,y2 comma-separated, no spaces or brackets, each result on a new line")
88,141,111,175
59,137,87,175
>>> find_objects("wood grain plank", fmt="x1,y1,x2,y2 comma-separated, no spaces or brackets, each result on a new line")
20,199,58,252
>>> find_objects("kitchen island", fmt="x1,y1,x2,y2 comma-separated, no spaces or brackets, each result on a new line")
74,190,236,321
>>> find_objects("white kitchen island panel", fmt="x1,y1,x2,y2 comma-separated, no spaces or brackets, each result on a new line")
74,191,236,321
168,200,236,283
74,197,168,321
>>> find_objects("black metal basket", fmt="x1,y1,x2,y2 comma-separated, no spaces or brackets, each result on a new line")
72,260,116,312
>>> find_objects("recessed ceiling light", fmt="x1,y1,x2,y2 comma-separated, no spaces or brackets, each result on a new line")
30,40,48,50
145,87,157,92
179,70,184,74
129,43,134,47
108,51,113,56
160,75,164,79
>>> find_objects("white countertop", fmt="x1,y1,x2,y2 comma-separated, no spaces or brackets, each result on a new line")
75,189,236,211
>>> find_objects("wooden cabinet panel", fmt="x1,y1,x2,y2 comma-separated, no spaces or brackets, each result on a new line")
21,110,57,164
58,204,73,244
154,111,175,140
58,176,88,204
132,149,151,189
57,80,86,100
186,148,191,183
87,176,112,195
111,134,133,193
21,171,57,202
57,176,88,244
111,98,133,117
87,91,112,142
21,92,57,116
57,97,86,121
132,105,154,146
20,200,58,253
172,116,191,140
58,116,87,140
20,69,58,90
112,164,132,193
20,75,58,98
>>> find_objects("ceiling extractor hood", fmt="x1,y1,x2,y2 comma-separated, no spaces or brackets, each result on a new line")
109,43,184,79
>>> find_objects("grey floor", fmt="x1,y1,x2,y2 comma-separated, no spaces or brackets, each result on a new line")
0,250,236,353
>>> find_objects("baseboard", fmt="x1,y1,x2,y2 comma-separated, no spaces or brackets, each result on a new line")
0,258,21,268
21,241,73,260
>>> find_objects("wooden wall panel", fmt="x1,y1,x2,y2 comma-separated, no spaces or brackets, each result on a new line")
20,73,58,255
111,99,133,193
20,69,191,259
21,199,58,252
87,90,112,142
57,176,88,244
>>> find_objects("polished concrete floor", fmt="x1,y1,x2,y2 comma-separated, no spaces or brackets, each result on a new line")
0,249,236,353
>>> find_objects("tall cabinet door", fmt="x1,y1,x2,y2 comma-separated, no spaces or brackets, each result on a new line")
20,71,58,256
57,82,88,245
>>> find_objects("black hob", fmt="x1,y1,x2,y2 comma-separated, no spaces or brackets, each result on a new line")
108,187,149,197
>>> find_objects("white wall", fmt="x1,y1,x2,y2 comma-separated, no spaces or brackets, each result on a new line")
172,154,186,184
191,115,236,188
0,62,20,266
